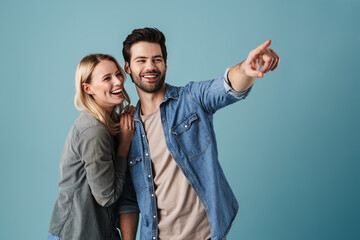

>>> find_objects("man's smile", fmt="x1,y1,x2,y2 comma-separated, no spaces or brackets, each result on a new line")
141,72,160,81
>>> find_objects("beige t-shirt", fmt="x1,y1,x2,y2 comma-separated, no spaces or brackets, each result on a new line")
141,109,211,240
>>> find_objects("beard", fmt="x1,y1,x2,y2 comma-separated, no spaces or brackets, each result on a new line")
130,70,166,93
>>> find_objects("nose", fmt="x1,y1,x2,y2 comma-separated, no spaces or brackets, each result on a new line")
144,60,156,71
113,75,124,87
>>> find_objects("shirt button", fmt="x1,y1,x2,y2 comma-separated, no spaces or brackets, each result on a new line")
151,194,154,197
174,154,177,158
148,175,151,178
153,237,156,240
185,125,188,128
196,188,199,191
153,215,156,218
142,134,145,137
130,161,133,164
145,153,149,156
162,118,165,121
185,170,188,174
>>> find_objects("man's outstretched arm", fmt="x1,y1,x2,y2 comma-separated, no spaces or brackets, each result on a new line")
228,40,280,92
119,213,139,240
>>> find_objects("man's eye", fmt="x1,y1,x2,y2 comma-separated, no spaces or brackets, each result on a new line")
154,59,162,62
104,77,111,81
137,60,145,63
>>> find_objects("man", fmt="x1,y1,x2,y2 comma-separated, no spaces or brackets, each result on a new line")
117,27,279,240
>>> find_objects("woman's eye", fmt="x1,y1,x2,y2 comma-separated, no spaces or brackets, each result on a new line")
104,77,111,81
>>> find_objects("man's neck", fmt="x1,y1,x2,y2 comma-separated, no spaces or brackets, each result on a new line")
137,84,166,116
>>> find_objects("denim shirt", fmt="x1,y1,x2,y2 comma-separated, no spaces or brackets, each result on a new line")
118,68,252,240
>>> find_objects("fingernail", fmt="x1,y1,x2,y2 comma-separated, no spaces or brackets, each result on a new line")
258,73,262,77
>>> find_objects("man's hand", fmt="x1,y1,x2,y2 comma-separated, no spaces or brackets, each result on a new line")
244,40,280,78
228,40,280,92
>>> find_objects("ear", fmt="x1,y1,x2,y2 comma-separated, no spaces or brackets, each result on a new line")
82,83,94,95
165,61,167,71
124,62,131,74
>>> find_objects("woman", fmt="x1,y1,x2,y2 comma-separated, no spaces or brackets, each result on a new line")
48,54,134,240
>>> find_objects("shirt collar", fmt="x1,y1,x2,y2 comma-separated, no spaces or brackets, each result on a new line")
133,83,179,121
163,83,179,102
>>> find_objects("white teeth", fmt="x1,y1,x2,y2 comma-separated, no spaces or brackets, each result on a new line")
143,75,156,78
112,89,122,94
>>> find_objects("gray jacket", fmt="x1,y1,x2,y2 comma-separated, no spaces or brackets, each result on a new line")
48,110,126,240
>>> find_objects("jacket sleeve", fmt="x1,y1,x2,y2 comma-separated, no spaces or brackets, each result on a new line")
78,125,126,207
186,67,252,115
117,170,140,213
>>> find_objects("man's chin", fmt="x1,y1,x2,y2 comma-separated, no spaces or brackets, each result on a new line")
137,82,164,93
131,74,166,93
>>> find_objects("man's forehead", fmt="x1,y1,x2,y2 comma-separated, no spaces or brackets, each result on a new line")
130,41,163,58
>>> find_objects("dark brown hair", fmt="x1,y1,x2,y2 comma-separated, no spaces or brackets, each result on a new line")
122,27,167,63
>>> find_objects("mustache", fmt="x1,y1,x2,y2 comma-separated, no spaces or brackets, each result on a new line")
142,70,160,74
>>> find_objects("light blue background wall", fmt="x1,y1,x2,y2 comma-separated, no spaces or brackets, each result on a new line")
1,0,359,239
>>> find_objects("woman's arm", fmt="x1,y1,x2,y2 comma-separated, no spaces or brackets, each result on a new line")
78,112,134,207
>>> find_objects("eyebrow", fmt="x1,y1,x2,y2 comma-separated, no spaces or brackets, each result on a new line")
101,70,120,79
133,55,163,60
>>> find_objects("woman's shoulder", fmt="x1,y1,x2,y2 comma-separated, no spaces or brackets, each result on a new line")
73,110,108,136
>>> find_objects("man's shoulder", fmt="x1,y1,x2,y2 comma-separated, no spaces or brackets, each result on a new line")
165,82,197,97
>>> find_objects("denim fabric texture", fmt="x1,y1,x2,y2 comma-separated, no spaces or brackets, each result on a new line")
118,68,252,240
47,233,61,240
48,231,121,240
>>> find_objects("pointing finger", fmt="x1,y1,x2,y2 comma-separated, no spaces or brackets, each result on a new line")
247,40,272,64
253,40,272,56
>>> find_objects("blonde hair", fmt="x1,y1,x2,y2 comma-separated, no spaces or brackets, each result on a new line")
74,54,130,135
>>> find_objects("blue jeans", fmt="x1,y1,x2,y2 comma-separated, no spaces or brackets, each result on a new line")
47,233,61,240
48,231,120,240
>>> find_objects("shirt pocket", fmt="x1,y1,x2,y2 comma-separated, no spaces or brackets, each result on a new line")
171,112,212,160
128,155,147,193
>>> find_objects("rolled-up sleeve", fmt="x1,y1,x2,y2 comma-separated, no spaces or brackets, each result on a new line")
117,170,140,213
186,66,253,114
223,65,253,99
